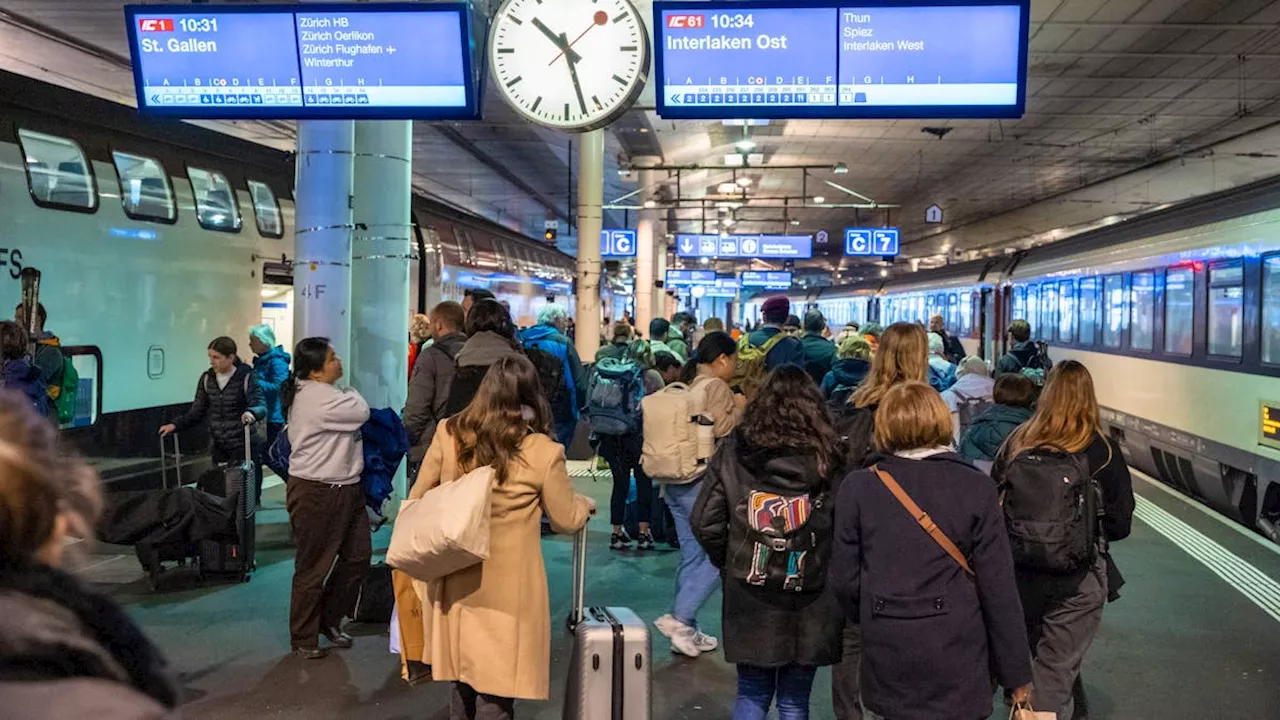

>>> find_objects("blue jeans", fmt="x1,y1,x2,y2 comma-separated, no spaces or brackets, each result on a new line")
734,664,818,720
663,479,719,628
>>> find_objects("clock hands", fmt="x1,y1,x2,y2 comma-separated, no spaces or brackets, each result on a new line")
565,51,589,118
549,11,608,66
531,17,582,65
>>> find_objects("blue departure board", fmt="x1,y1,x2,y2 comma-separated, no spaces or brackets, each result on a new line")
666,270,719,287
124,3,478,120
676,234,813,260
741,271,793,289
654,0,1029,120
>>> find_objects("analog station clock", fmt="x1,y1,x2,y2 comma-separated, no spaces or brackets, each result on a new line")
489,0,650,132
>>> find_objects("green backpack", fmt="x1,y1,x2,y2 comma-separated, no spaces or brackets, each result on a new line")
52,355,79,425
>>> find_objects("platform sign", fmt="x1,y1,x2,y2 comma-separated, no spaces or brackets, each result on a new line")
653,0,1029,120
844,227,900,257
124,3,479,120
601,229,638,258
676,234,812,259
1262,401,1280,450
741,271,793,289
666,269,718,287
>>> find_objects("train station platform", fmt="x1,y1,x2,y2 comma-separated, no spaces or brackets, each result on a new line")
80,463,1280,719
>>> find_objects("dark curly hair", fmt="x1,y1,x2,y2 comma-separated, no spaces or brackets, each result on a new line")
739,365,839,477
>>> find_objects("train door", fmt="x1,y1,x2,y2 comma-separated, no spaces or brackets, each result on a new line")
260,285,295,356
982,286,1002,360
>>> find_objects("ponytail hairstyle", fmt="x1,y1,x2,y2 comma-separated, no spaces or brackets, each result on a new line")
680,330,738,383
281,337,331,418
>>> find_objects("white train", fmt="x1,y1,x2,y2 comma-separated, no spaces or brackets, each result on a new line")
0,71,573,487
774,177,1280,539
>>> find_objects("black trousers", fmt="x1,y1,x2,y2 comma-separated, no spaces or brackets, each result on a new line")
286,479,371,648
599,432,651,527
451,682,514,720
831,622,862,720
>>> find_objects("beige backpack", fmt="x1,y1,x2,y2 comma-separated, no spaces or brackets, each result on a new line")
640,376,714,484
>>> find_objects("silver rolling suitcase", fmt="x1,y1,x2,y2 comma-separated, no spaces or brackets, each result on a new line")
563,527,651,720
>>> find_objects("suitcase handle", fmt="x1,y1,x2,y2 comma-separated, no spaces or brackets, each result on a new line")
568,525,590,632
159,433,182,489
244,421,253,465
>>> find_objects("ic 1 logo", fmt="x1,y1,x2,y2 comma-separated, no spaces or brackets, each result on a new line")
138,18,174,32
666,14,705,29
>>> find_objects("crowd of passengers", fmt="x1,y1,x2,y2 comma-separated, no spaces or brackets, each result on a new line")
0,288,1134,720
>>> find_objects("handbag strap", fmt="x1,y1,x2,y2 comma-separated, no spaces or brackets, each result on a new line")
872,464,974,577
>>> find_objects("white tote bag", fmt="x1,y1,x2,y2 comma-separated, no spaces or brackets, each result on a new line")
387,466,494,582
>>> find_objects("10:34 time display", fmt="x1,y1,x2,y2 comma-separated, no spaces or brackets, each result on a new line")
710,13,754,29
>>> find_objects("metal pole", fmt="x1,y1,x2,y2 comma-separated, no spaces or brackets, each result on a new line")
294,120,355,363
575,129,604,360
634,158,660,333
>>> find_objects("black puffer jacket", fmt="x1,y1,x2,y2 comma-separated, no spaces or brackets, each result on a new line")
171,362,266,454
0,564,179,718
692,432,843,668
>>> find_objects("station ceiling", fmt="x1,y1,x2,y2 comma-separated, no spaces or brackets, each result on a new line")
4,0,1280,281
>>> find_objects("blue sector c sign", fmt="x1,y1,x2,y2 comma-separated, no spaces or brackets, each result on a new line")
601,229,637,257
844,228,900,257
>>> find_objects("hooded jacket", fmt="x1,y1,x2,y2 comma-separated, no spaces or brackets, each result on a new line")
801,332,837,383
443,331,524,418
1,359,50,416
519,323,586,422
404,331,466,461
957,404,1032,462
0,564,179,719
171,362,266,454
252,345,291,425
691,433,843,668
362,407,409,511
832,452,1032,720
820,357,871,402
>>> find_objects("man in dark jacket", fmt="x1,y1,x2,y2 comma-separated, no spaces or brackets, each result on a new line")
0,321,50,416
996,319,1049,378
15,303,64,410
929,314,966,365
746,296,805,371
403,301,466,463
800,309,836,383
520,304,586,446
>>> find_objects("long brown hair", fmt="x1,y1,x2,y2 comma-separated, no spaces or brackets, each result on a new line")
740,365,839,476
850,322,929,408
1006,360,1099,456
450,355,553,484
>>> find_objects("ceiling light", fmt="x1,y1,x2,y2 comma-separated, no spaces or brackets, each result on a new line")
813,196,826,205
618,167,634,178
722,217,736,227
701,256,712,264
790,219,801,226
736,176,753,187
880,268,889,277
724,154,745,167
717,182,739,194
746,153,765,166
735,137,757,152
833,162,849,175
643,199,657,209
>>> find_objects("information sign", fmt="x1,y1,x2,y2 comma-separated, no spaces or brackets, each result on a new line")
654,0,1029,120
740,271,793,289
676,234,812,259
844,227,900,257
666,269,719,286
601,229,638,258
124,3,478,120
1262,401,1280,451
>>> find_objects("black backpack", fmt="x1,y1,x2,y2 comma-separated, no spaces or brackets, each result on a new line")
726,474,833,594
833,405,876,469
523,344,570,415
1000,444,1105,574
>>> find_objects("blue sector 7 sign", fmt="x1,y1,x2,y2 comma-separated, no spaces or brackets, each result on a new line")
654,0,1029,120
845,227,900,256
676,234,812,259
601,229,637,258
124,3,478,120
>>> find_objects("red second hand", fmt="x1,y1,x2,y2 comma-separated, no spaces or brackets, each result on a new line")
549,11,608,66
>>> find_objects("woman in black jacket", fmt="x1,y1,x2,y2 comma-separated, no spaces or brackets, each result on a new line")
159,336,266,466
692,366,843,720
992,360,1135,720
831,381,1032,720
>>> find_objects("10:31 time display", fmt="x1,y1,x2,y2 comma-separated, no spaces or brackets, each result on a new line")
179,17,219,33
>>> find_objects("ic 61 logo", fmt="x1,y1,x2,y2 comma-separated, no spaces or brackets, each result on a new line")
666,14,705,29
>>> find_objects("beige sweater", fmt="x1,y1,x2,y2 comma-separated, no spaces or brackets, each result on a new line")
694,368,743,439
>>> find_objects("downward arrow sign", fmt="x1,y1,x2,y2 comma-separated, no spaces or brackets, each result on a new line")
681,239,693,253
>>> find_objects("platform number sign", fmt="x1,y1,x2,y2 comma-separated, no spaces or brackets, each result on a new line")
601,229,637,258
844,228,900,257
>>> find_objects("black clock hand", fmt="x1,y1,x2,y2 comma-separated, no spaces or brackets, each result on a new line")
566,54,588,117
531,17,582,65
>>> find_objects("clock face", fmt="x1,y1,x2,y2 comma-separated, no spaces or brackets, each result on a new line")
490,0,650,132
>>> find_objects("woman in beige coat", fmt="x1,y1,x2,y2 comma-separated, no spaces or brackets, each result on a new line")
408,354,594,719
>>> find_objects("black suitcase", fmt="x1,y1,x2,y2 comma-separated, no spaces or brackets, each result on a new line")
135,435,203,589
197,425,256,582
353,563,393,624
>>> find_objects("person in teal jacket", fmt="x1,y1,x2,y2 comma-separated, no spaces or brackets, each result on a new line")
957,373,1036,463
250,324,291,503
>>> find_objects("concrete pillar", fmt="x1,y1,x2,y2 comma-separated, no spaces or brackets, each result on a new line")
633,158,661,334
350,121,413,500
294,121,355,363
575,129,605,360
653,242,668,329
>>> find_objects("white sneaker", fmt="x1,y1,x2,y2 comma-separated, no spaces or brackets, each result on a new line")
654,614,718,657
653,614,681,639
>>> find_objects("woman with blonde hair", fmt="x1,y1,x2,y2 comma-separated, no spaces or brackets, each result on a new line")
0,394,179,717
820,334,873,406
409,354,594,719
832,382,1032,719
831,321,930,719
993,360,1134,720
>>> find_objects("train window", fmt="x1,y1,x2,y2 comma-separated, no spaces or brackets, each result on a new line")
1208,261,1244,358
1263,255,1280,364
946,294,959,331
1164,267,1195,356
1078,277,1099,345
1025,285,1041,337
1057,280,1076,343
17,129,97,211
247,180,283,238
1103,275,1125,348
959,292,973,337
111,151,175,223
1039,283,1057,341
1129,271,1155,352
187,168,242,232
